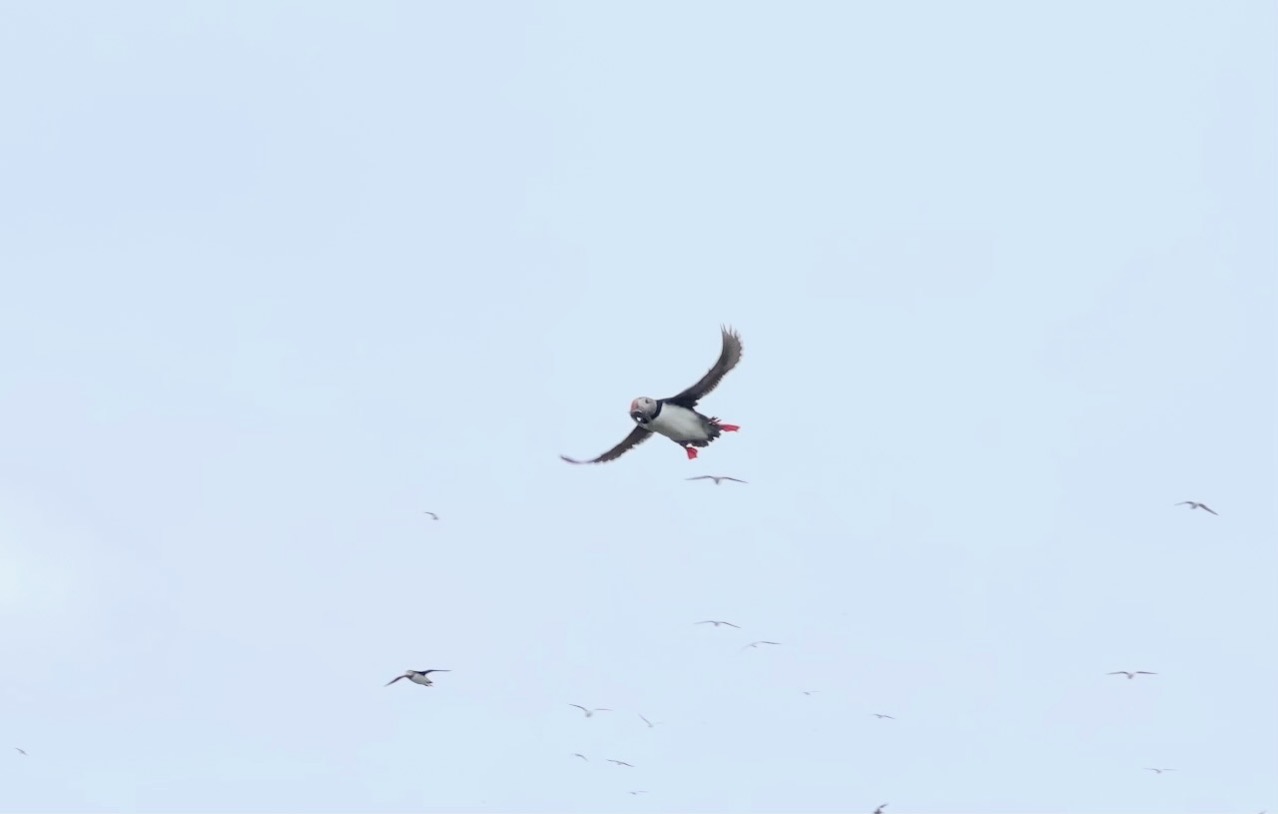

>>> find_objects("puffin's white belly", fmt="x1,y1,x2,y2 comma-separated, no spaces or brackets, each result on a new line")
649,404,708,442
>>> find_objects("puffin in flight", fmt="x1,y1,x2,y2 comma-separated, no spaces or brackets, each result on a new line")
560,326,743,464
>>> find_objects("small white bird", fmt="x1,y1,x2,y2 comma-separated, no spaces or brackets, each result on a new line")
742,640,781,649
1108,671,1157,680
1145,767,1175,774
686,475,748,485
1176,501,1218,515
385,669,450,687
696,619,740,628
872,713,896,720
423,511,439,520
570,704,612,718
639,714,659,728
608,759,634,767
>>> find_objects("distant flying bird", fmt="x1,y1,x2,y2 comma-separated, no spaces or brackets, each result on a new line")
1176,501,1218,515
14,748,27,756
696,619,740,628
573,753,588,761
608,759,634,767
423,511,439,520
629,791,648,796
874,805,888,814
742,640,781,649
802,691,820,696
1108,671,1157,680
686,475,748,485
1145,767,1175,774
639,714,659,728
872,713,896,720
385,669,450,687
570,704,612,718
560,326,743,464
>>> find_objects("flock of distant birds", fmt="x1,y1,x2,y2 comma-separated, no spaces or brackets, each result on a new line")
374,618,1217,802
11,328,1247,811
380,616,906,800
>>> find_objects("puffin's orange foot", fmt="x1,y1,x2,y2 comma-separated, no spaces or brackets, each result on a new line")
685,446,699,460
718,424,740,432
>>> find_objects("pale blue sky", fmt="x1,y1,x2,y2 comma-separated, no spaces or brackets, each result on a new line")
1,2,1275,812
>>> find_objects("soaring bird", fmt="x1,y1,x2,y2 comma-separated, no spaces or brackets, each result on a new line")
608,759,634,767
639,714,659,728
560,326,743,464
385,669,450,687
1145,767,1175,774
802,690,820,696
1176,501,1218,515
573,753,588,761
570,704,612,718
1108,671,1157,680
14,748,27,756
696,620,740,628
686,475,748,485
423,511,439,520
872,713,896,720
629,791,648,796
874,805,888,814
742,640,781,649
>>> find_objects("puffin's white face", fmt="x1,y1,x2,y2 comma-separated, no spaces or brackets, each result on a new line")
630,397,657,423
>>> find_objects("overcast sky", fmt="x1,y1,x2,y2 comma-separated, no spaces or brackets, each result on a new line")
1,2,1275,812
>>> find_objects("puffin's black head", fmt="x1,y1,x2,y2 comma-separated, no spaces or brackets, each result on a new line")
629,397,657,424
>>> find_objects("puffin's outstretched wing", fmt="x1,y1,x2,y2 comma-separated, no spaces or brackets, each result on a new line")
664,325,743,408
560,426,652,465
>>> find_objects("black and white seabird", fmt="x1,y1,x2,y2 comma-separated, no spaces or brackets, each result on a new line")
873,805,888,814
608,759,635,767
1108,671,1157,679
686,475,748,485
423,511,439,520
570,704,612,718
385,669,450,687
1176,501,1218,515
574,753,589,761
872,713,896,720
560,326,743,464
742,640,781,650
1144,767,1175,774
